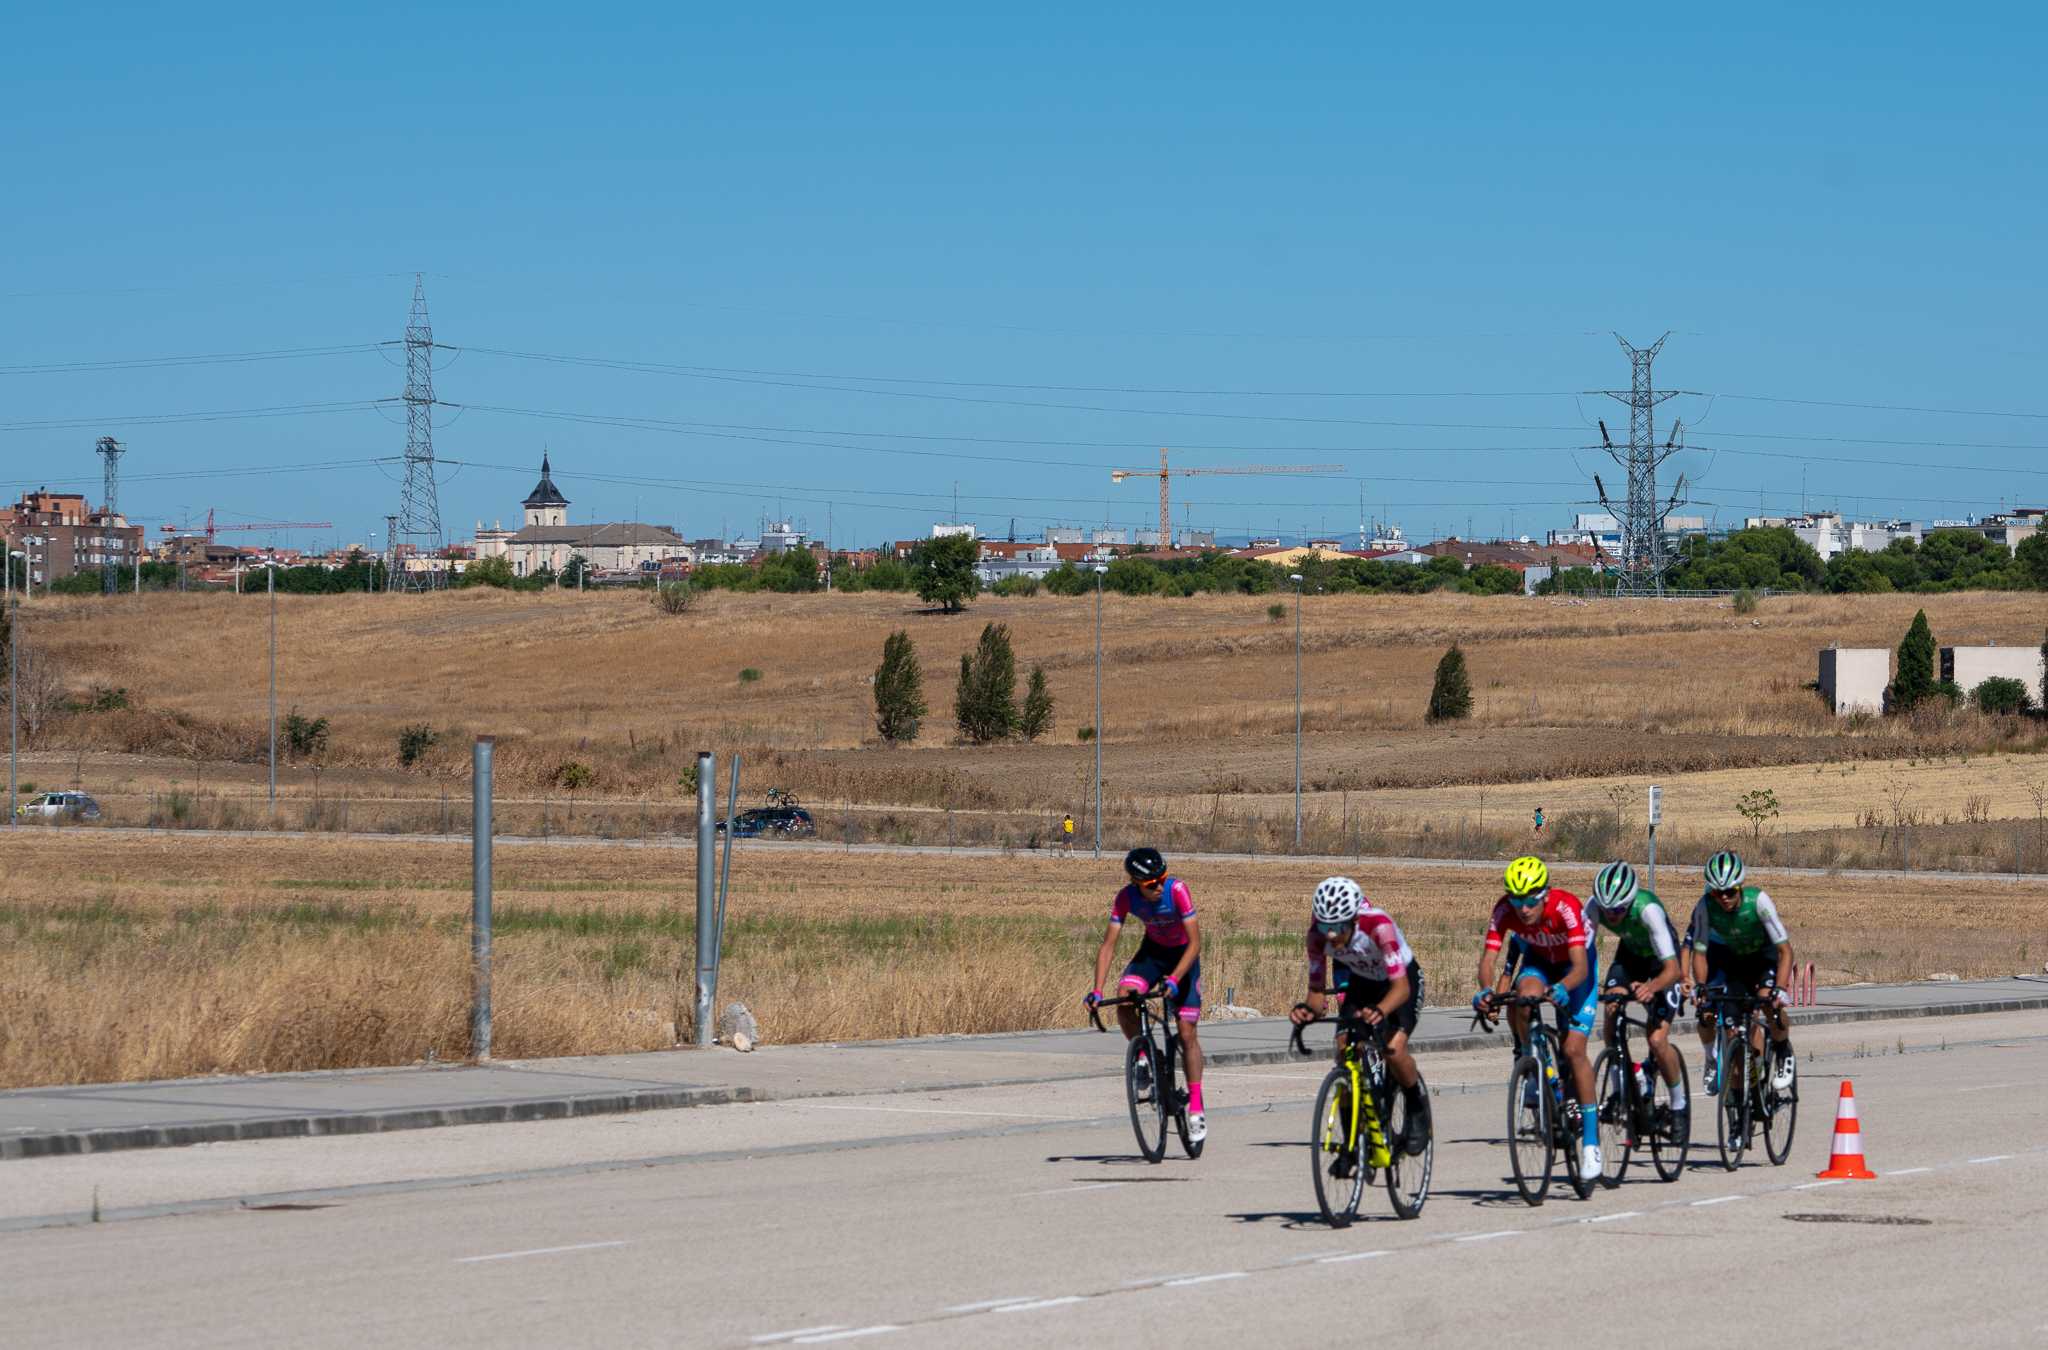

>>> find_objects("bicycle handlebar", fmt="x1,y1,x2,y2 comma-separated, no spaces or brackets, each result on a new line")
1086,987,1170,1033
1288,1007,1389,1058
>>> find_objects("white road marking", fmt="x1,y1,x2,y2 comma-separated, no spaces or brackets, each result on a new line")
797,1104,1078,1121
455,1240,627,1264
1956,1082,2024,1093
1455,1230,1520,1243
1316,1250,1388,1264
749,1326,846,1344
1887,1167,1933,1176
1793,1180,1846,1191
1019,1182,1127,1197
1588,1211,1641,1223
993,1297,1086,1314
1122,1274,1200,1287
793,1328,901,1345
1165,1272,1247,1287
1968,1155,2013,1164
944,1298,1036,1313
1691,1196,1744,1207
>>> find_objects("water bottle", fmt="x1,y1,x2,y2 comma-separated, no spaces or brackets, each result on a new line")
1631,1061,1650,1097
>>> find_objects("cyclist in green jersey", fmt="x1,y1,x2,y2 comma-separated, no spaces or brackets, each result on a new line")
1686,850,1796,1094
1588,861,1688,1121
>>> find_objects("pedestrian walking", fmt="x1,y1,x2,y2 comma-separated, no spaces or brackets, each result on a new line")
1062,813,1076,856
1533,806,1545,835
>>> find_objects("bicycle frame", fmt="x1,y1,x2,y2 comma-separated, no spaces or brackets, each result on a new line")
1290,1012,1392,1169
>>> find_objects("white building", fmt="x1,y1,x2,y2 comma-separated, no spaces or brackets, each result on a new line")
473,455,693,578
1745,512,1926,562
1942,645,2046,705
1817,647,1889,716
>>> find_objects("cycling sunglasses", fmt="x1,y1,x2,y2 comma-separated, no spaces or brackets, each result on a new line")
1508,888,1548,908
1134,876,1166,891
1709,886,1741,900
1315,920,1352,939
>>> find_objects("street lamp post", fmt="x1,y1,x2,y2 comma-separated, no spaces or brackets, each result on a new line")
267,562,277,810
1093,563,1109,859
1291,572,1304,849
7,597,18,827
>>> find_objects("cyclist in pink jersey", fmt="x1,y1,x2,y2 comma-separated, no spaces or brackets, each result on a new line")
1289,876,1431,1161
1086,847,1207,1143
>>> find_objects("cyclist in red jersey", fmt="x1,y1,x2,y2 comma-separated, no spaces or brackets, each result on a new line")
1472,855,1602,1179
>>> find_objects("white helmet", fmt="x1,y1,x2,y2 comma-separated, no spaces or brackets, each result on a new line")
1312,876,1364,926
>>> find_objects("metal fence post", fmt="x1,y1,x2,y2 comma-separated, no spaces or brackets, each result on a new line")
1646,784,1661,893
710,752,741,1020
694,750,716,1045
471,736,495,1061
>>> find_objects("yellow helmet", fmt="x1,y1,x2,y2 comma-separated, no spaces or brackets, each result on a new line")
1504,855,1549,899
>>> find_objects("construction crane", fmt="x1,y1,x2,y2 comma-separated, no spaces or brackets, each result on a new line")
1111,449,1342,547
161,509,333,545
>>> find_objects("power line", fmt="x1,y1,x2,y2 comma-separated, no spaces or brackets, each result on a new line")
0,344,380,377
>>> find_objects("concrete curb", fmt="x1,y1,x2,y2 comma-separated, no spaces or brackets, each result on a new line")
9,990,2047,1162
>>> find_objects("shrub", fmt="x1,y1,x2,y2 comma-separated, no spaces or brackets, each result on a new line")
88,685,131,712
990,575,1040,597
1735,787,1781,844
552,761,595,791
1020,665,1054,741
1731,587,1759,615
1267,602,1287,622
282,708,330,761
955,622,1018,743
1425,644,1473,722
456,556,516,589
1887,609,1936,713
652,581,696,615
873,630,928,743
1973,677,2032,715
738,668,762,684
1077,725,1096,742
397,724,438,769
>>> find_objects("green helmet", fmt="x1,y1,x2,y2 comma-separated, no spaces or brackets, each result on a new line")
1704,850,1746,892
1591,860,1638,915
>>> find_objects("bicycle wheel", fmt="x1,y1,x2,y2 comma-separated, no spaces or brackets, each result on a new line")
1384,1076,1432,1220
1311,1066,1368,1227
1649,1047,1691,1182
1125,1028,1168,1163
1715,1033,1750,1171
1763,1046,1798,1166
1506,1056,1552,1207
1592,1050,1630,1189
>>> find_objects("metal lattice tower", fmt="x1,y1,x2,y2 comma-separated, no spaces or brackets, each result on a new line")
1593,334,1691,596
95,436,125,594
384,513,399,592
394,275,444,589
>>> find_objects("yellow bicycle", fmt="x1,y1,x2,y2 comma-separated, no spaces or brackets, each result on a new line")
1291,1008,1432,1224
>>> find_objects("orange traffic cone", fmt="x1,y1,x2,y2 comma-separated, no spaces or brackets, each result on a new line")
1817,1080,1877,1179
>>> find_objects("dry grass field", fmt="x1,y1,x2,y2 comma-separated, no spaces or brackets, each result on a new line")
4,830,2043,1089
15,589,2046,816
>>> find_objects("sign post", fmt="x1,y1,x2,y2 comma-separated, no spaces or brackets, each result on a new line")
1646,784,1662,893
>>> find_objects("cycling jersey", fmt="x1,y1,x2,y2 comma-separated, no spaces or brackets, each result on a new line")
1111,877,1196,947
1307,905,1413,990
1595,890,1679,964
1484,888,1590,965
1687,886,1788,956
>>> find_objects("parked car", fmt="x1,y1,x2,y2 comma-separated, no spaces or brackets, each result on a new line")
714,806,816,839
14,791,102,822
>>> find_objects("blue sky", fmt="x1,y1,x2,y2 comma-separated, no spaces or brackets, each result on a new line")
4,4,2043,550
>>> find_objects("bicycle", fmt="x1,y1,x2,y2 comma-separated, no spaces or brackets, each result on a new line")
1473,993,1596,1205
1289,1008,1432,1225
1592,991,1690,1186
764,786,802,809
1089,988,1203,1163
1698,989,1799,1171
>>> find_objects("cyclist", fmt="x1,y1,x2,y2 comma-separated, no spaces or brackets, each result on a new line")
1085,846,1207,1143
1473,855,1602,1180
1587,860,1689,1122
1687,850,1796,1094
1288,877,1430,1163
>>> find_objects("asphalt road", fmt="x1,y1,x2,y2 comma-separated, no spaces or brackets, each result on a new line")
6,1011,2047,1348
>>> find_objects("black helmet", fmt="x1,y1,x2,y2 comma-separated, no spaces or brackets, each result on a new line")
1123,846,1167,882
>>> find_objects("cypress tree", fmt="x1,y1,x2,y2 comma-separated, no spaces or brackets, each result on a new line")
1020,665,1054,741
1889,608,1936,713
954,622,1019,743
1426,643,1474,722
872,630,927,743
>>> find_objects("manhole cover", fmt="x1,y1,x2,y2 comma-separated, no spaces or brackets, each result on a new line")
1783,1213,1929,1226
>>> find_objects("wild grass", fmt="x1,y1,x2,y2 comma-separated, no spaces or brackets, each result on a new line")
2,832,2042,1088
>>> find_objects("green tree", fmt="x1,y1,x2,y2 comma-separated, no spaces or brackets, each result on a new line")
1020,665,1054,740
912,534,980,612
1972,677,2033,716
954,622,1019,743
397,724,439,769
1735,787,1781,845
457,556,516,589
1425,643,1473,722
1888,609,1936,713
1041,562,1090,596
2017,533,2048,589
281,708,330,761
872,630,928,743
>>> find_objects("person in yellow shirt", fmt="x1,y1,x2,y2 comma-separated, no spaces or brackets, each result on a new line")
1061,813,1075,855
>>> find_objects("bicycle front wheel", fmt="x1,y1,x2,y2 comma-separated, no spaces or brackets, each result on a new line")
1384,1076,1433,1220
1649,1048,1691,1182
1715,1034,1750,1171
1592,1050,1630,1189
1311,1066,1368,1227
1125,1029,1168,1164
1506,1056,1552,1207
